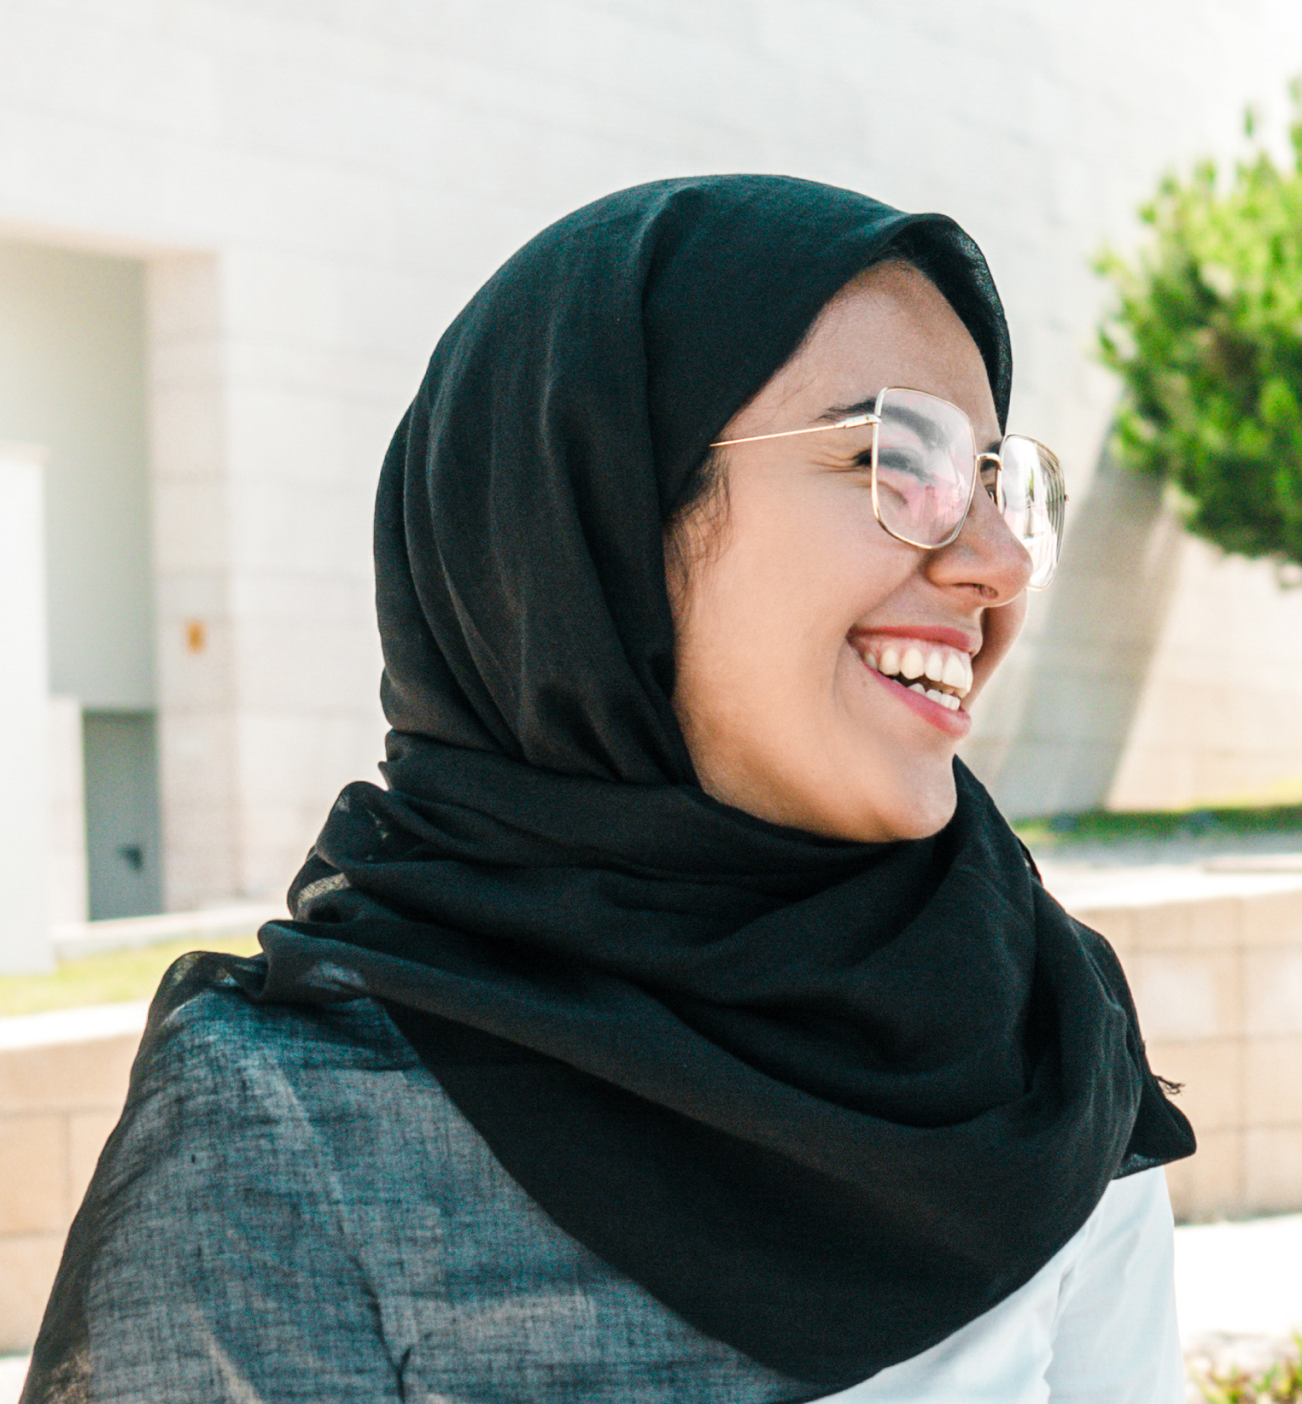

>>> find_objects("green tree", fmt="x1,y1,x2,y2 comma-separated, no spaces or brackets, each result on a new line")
1096,91,1302,571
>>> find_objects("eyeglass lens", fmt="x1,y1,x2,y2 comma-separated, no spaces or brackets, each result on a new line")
873,388,974,549
875,389,1064,588
998,435,1065,589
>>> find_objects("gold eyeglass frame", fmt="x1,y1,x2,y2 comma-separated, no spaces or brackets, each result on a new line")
710,386,1067,589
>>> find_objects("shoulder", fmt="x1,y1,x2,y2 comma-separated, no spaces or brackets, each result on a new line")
101,952,457,1203
136,949,422,1082
27,957,444,1402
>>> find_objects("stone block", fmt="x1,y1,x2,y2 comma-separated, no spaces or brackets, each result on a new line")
147,383,227,480
1145,1038,1240,1134
1244,1038,1302,1127
1243,950,1302,1037
68,1110,121,1213
1077,906,1133,958
0,1232,63,1354
0,1115,66,1234
155,625,237,718
1165,1127,1242,1222
1124,897,1243,954
1241,888,1302,949
1243,1126,1302,1216
1124,950,1240,1043
0,1036,137,1116
150,477,230,574
145,253,222,343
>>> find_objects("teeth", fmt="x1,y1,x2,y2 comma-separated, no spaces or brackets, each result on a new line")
908,682,926,694
942,652,970,693
859,635,973,703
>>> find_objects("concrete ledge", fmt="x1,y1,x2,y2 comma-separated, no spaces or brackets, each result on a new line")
51,904,279,960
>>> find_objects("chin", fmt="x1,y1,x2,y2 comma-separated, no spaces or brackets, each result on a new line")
848,764,958,843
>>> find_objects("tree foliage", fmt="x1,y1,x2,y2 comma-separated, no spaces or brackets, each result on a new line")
1096,90,1302,569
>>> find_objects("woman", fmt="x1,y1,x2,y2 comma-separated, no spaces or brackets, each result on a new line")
24,175,1194,1403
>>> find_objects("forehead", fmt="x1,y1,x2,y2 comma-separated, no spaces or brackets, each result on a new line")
772,262,999,440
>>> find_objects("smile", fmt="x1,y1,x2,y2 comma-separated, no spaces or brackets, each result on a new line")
851,635,973,713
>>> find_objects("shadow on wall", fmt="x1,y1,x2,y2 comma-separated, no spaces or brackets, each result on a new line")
970,451,1185,819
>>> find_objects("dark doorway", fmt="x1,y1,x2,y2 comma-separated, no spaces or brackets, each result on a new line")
84,710,163,920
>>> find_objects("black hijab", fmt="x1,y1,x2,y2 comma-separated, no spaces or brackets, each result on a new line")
248,176,1193,1390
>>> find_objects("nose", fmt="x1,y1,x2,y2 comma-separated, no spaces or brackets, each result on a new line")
926,479,1033,603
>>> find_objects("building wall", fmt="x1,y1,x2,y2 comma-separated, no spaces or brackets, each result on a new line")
1081,880,1302,1221
1108,537,1302,811
3,0,1302,905
0,242,162,927
0,449,53,971
0,241,152,710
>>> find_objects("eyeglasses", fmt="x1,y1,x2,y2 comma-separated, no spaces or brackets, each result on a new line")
710,386,1067,590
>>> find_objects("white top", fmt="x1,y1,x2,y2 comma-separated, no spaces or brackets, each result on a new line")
818,1167,1182,1403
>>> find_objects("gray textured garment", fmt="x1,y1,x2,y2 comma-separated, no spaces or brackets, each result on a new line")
23,959,816,1403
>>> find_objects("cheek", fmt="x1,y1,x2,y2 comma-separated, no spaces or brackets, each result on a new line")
711,483,901,678
673,480,915,743
970,594,1027,699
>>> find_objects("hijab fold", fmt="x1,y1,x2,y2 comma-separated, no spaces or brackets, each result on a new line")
247,176,1193,1388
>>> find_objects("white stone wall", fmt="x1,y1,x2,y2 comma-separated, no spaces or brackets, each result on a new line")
3,0,1302,903
0,448,53,971
1109,538,1302,811
0,242,152,710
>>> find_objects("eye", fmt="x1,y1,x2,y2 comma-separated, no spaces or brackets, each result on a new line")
876,443,931,482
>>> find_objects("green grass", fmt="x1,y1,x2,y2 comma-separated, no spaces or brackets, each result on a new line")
1015,803,1302,852
0,935,261,1017
1189,1338,1302,1401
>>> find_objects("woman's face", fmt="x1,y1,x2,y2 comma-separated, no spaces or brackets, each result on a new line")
668,262,1032,842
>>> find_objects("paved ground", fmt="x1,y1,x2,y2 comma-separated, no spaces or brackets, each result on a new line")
0,1213,1296,1401
1177,1211,1302,1392
0,1358,23,1402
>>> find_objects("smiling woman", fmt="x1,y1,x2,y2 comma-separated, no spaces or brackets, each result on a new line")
23,177,1191,1404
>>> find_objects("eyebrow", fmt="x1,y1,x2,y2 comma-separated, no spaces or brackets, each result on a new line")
817,395,878,423
818,392,1002,454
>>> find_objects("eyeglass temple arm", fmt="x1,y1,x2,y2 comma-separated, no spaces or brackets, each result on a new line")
709,412,879,449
